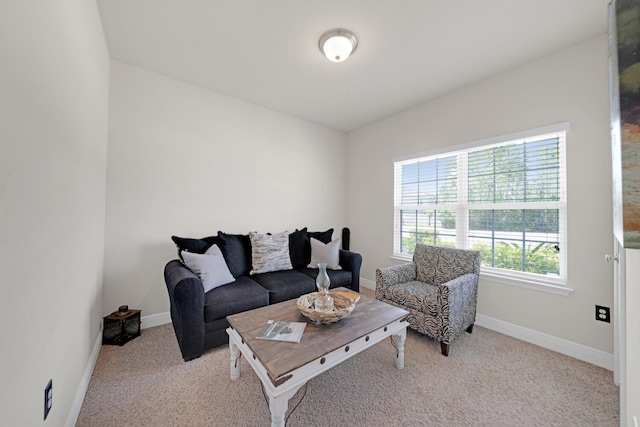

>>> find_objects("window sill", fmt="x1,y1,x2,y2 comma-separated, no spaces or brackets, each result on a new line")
389,255,573,296
480,270,573,296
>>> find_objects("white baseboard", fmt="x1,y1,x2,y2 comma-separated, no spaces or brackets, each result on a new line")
66,328,103,427
475,314,613,370
361,277,612,370
361,277,375,290
141,311,172,329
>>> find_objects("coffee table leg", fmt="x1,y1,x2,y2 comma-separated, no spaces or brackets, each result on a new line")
392,327,407,369
229,341,241,380
268,385,304,427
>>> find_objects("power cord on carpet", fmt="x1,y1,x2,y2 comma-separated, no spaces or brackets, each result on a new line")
258,336,398,425
390,335,399,358
260,381,309,427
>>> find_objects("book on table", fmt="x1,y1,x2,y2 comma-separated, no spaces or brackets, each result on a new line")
256,320,306,343
334,290,361,303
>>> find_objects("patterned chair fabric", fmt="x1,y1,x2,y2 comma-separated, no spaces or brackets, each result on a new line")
376,244,481,356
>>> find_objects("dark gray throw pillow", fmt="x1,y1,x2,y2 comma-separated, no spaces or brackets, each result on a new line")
217,231,252,278
308,228,333,244
288,228,308,268
171,235,221,261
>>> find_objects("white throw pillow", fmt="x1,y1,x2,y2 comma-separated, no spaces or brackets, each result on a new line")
249,231,293,275
308,237,342,270
182,244,235,292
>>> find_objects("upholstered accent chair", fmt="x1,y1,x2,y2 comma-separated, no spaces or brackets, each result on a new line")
376,244,481,356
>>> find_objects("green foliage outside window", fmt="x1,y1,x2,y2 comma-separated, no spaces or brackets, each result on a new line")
402,237,559,276
401,233,455,252
471,241,560,275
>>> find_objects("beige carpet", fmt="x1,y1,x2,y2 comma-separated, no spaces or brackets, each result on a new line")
77,306,618,426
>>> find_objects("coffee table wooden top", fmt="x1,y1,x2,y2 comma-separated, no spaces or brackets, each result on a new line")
226,288,409,384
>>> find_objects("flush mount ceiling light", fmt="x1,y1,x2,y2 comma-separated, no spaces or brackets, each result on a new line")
319,28,358,63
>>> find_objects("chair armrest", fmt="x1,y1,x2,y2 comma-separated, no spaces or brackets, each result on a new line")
165,260,205,306
339,249,362,292
439,272,478,290
438,273,479,340
164,260,206,360
375,263,417,299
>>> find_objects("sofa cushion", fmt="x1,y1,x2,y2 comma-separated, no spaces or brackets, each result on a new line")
203,276,269,322
288,228,308,268
181,245,235,292
385,280,439,316
308,238,342,270
297,267,353,289
217,232,252,278
251,270,316,304
249,231,293,274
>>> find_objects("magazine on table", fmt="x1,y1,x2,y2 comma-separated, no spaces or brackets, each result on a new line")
256,320,306,343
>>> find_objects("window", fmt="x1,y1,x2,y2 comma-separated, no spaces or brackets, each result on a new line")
394,124,568,288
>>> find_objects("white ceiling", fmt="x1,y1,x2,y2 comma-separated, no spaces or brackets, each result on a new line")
96,0,609,133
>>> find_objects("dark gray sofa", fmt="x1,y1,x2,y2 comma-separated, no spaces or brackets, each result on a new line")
164,227,362,361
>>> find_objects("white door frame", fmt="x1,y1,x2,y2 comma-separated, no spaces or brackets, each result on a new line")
612,237,626,425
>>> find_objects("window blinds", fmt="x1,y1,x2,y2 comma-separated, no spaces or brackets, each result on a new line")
394,127,566,282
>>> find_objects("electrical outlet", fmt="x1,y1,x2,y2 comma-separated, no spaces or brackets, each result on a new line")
595,305,610,323
44,379,52,420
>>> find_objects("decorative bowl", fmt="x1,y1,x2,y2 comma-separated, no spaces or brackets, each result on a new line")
296,292,356,324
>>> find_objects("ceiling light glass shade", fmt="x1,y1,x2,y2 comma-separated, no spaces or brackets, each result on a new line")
319,29,358,63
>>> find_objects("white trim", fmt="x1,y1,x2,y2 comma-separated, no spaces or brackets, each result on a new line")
360,277,375,290
476,314,613,370
65,328,103,427
390,254,413,263
393,121,571,162
141,311,172,329
481,269,573,296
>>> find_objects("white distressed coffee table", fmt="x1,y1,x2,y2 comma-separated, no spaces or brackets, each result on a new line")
226,289,409,427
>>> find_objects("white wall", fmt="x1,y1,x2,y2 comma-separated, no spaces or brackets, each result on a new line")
347,36,614,354
0,2,109,426
104,60,348,317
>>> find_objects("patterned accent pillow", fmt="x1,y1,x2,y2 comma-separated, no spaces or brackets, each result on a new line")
249,231,293,275
307,237,342,270
181,244,235,292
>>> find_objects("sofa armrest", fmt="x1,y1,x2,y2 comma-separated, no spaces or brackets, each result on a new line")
339,249,362,292
164,260,206,361
375,263,417,299
438,272,479,341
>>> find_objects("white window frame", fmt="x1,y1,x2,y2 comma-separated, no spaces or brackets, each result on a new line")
392,123,572,296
